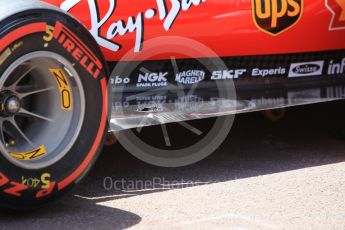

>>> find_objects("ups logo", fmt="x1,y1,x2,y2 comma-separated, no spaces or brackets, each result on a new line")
252,0,303,35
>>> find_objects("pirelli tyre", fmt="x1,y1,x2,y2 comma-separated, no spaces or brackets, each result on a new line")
0,1,108,209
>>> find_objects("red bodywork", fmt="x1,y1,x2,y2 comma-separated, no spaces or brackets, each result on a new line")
42,0,345,61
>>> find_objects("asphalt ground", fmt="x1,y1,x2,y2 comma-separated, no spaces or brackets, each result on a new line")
1,101,345,230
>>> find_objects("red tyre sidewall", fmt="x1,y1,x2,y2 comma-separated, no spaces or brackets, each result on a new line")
0,10,108,209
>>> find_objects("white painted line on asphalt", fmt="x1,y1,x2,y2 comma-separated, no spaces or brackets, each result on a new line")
74,194,136,200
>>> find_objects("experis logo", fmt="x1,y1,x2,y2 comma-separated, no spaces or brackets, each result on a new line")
60,0,206,52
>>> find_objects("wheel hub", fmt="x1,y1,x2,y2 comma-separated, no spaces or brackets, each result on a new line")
0,92,21,116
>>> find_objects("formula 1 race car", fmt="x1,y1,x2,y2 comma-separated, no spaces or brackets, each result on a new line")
0,0,344,209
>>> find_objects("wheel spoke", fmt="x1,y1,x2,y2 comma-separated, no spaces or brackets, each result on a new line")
161,124,171,147
187,81,199,97
0,120,6,145
136,115,154,133
171,57,179,76
18,108,55,123
170,57,185,96
139,67,152,74
8,117,35,148
177,121,203,136
10,64,37,89
18,86,56,99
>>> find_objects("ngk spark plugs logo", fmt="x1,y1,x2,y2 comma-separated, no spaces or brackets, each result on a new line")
137,72,168,87
252,0,303,35
326,0,345,30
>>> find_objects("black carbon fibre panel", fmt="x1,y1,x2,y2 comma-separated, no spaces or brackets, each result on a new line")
109,49,345,93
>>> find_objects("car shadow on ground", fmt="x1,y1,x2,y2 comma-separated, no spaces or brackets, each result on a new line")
1,101,345,229
0,200,141,230
68,101,345,202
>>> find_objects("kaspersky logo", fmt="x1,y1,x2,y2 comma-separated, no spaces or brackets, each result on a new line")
252,0,303,35
326,0,345,30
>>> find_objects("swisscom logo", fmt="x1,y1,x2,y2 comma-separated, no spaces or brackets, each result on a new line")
252,0,303,35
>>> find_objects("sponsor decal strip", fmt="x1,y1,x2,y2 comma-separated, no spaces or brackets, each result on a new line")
110,50,345,92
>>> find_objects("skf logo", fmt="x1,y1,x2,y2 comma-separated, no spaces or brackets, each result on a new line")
252,0,303,35
326,0,345,30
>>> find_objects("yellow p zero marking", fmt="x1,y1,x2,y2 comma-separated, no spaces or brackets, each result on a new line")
0,48,11,66
9,145,47,161
49,69,73,110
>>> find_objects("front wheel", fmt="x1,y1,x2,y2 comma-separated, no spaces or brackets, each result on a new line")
0,1,108,209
